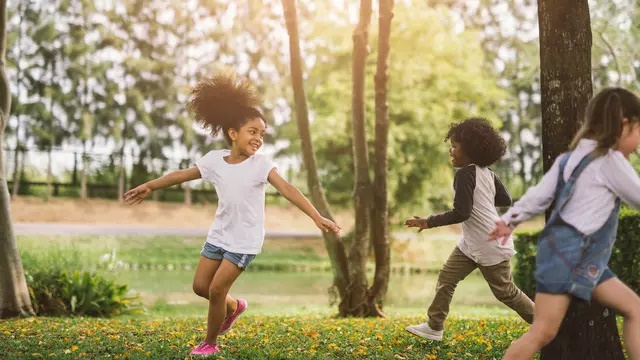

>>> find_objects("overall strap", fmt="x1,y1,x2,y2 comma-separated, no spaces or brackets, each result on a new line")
553,150,599,214
554,152,571,197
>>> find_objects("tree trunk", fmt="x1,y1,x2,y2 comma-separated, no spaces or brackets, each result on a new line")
10,1,24,201
343,0,374,318
281,0,351,303
538,0,624,358
368,0,393,315
118,147,125,202
184,181,192,206
45,59,54,202
10,145,19,199
46,146,52,201
0,0,34,318
80,150,88,200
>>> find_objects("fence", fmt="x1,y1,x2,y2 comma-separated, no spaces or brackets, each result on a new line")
2,147,290,204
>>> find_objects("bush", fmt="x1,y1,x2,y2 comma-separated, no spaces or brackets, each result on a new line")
513,207,640,298
21,248,141,317
512,230,539,299
26,268,141,317
609,207,640,293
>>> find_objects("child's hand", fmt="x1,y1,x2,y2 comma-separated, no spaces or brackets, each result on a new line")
315,217,341,235
124,184,152,205
488,219,513,245
404,216,429,233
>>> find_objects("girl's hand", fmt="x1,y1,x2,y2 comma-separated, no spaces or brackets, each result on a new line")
315,217,341,235
404,216,429,233
488,219,513,245
124,184,152,205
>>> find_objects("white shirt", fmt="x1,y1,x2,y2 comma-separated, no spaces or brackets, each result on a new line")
427,165,515,266
458,166,515,266
196,150,275,254
502,139,640,235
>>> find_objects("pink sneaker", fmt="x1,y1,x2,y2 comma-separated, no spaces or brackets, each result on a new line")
219,299,247,335
189,342,220,356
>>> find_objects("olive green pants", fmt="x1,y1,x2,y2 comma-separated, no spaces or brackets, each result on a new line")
427,246,534,331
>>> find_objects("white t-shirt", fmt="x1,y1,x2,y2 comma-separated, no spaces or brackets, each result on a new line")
196,149,276,254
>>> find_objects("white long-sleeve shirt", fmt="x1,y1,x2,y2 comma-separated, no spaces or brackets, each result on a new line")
502,139,640,235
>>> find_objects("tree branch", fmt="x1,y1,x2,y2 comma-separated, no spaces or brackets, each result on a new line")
598,31,623,86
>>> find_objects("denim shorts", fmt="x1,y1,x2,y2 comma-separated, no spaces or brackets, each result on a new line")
535,222,617,302
200,242,256,270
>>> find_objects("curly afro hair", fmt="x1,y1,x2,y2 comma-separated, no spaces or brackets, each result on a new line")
188,72,264,144
445,117,507,167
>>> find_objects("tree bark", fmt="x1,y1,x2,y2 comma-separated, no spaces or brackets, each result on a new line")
538,0,624,358
368,0,394,315
347,0,373,317
281,0,350,302
0,0,35,318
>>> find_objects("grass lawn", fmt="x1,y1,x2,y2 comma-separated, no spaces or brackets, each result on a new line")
16,234,462,272
1,313,533,359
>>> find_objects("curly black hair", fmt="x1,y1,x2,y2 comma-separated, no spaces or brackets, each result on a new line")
445,117,507,167
188,72,265,144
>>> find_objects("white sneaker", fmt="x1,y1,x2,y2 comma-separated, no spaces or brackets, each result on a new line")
406,323,443,341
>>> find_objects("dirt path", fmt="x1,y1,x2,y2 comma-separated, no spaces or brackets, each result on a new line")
13,222,320,238
10,196,355,233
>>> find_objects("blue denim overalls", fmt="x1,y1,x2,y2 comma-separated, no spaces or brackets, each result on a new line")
535,151,621,301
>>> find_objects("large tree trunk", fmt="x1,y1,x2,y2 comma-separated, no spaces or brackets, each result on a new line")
538,0,624,358
0,0,34,318
281,0,350,302
368,0,393,315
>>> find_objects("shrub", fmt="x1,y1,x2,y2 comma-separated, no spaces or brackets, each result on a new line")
513,207,640,298
26,268,141,317
512,230,539,299
21,247,141,317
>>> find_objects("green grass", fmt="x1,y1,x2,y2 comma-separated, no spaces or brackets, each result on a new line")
17,235,337,270
16,234,512,317
100,269,508,318
1,314,534,359
16,234,460,271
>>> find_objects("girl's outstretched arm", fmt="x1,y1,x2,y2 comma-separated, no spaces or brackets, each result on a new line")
124,167,202,204
267,168,341,235
499,155,563,228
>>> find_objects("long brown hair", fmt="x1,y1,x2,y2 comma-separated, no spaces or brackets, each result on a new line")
570,88,640,154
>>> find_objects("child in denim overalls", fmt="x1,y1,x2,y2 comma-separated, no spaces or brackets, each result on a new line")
489,88,640,360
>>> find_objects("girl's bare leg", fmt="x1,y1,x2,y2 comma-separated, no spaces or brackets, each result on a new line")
502,293,571,360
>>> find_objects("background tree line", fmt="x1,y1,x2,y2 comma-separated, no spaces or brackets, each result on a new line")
4,0,639,219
